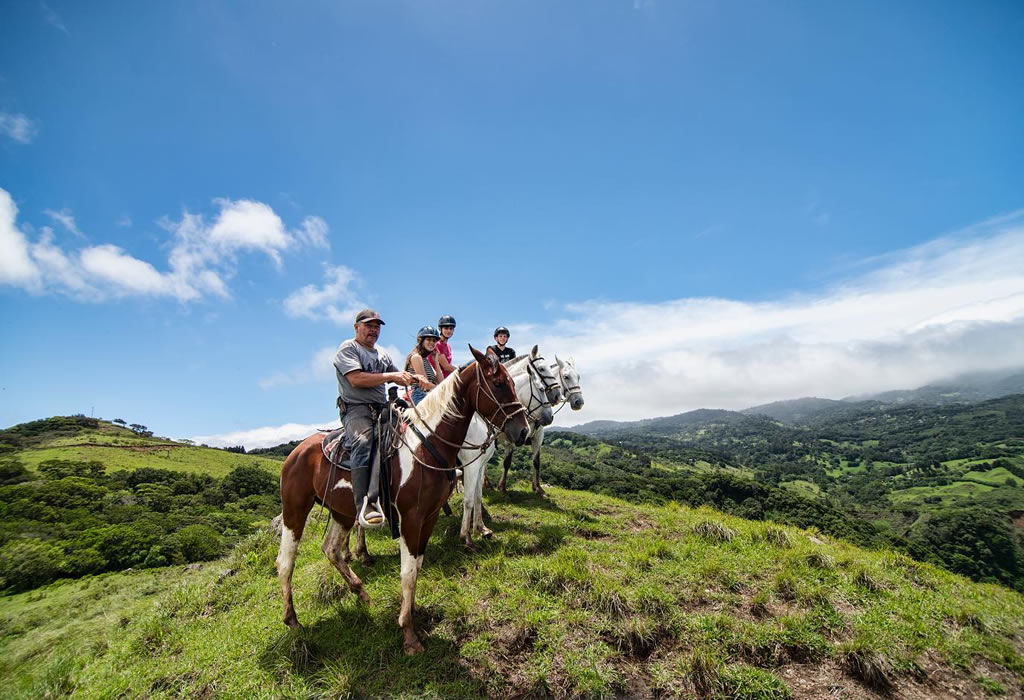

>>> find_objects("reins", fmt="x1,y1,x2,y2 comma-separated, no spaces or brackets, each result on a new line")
399,362,526,472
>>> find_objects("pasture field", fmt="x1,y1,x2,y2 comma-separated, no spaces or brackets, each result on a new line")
5,420,283,478
2,486,1022,699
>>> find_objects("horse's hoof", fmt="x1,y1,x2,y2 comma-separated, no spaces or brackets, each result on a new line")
482,528,494,539
357,589,372,605
284,614,301,630
359,554,375,566
403,638,425,655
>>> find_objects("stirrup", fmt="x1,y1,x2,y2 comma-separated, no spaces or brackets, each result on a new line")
358,497,385,529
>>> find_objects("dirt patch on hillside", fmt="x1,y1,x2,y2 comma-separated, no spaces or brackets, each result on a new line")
32,442,178,452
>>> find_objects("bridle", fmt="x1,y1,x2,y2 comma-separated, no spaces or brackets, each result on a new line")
524,354,561,402
522,363,553,423
550,366,583,417
400,361,526,471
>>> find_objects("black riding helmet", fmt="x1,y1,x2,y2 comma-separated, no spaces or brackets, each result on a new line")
417,325,441,340
494,326,510,338
438,314,456,328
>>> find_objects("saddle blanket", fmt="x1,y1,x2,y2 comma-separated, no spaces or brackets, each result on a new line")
321,427,347,468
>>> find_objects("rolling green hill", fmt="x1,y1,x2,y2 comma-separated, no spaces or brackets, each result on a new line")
562,396,1024,592
0,416,282,478
1,487,1022,698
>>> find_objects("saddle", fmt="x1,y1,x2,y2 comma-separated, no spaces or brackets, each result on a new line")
321,427,349,469
320,401,408,538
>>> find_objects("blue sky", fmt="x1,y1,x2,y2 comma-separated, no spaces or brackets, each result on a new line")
2,1,1023,447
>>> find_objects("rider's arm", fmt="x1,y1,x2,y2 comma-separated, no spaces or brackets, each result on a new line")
409,355,437,391
346,369,416,388
436,349,456,376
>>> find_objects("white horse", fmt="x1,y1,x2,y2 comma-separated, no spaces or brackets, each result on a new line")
457,347,560,545
496,355,584,495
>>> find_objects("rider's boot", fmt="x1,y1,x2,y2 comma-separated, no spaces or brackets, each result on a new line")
351,466,384,529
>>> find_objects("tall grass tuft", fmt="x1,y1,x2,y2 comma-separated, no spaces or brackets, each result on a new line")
693,520,736,543
839,645,894,694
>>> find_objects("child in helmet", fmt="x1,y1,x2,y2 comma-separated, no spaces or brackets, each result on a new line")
405,325,443,405
436,314,458,378
488,326,516,363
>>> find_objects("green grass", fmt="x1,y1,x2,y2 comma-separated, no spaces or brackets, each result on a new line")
779,480,821,498
961,467,1021,487
2,486,1021,698
8,422,284,477
889,481,997,505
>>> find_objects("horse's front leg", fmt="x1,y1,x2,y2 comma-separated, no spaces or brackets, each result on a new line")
460,458,478,547
398,538,425,654
496,444,514,492
530,429,545,495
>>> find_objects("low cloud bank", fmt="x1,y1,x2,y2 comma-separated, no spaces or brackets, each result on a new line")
192,420,340,450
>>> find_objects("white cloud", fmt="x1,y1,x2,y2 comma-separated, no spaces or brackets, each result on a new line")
526,213,1024,425
0,189,41,288
192,420,340,450
0,112,37,144
44,208,84,238
0,186,327,303
80,244,181,297
297,216,330,249
283,264,365,325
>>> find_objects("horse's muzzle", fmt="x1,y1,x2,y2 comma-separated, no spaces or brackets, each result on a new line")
508,424,530,446
571,397,584,410
538,406,554,426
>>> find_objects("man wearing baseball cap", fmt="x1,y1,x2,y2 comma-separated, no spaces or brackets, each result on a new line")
334,309,426,528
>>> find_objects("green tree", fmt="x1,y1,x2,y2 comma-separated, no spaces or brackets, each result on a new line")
0,540,64,590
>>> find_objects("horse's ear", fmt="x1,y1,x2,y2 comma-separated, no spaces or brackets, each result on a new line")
555,354,565,369
469,344,487,364
531,344,539,358
470,344,500,375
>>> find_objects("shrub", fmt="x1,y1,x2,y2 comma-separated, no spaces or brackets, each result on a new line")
0,540,65,590
168,524,224,563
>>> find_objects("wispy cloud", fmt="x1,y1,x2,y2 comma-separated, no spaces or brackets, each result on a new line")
259,343,401,389
44,208,85,238
521,211,1024,425
283,264,365,325
192,420,340,450
0,112,37,144
0,186,329,302
40,1,69,35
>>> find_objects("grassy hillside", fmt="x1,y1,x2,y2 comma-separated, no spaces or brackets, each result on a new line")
563,396,1024,591
2,486,1022,698
1,417,282,477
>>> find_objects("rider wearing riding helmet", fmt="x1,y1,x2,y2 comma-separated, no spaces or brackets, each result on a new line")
405,325,443,405
436,315,458,379
488,326,516,364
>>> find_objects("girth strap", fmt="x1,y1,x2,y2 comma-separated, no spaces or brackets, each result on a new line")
408,421,450,471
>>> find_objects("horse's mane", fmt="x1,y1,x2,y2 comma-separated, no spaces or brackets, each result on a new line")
404,369,464,427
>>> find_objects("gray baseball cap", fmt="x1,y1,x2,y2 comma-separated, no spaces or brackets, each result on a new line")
354,309,386,325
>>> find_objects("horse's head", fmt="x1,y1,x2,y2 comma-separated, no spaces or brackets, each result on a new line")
519,360,554,427
469,345,531,446
528,345,563,405
555,355,585,411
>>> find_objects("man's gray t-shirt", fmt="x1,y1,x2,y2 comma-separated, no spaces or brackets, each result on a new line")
334,339,398,405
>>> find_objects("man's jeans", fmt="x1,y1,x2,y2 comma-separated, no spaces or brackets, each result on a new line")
341,403,381,508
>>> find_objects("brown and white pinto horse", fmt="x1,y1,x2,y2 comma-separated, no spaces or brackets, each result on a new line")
276,346,529,654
